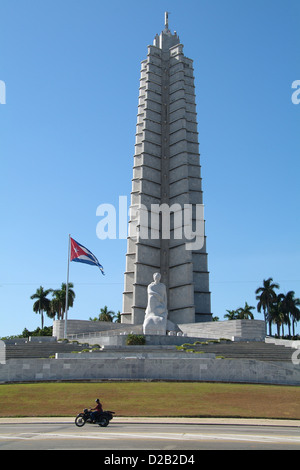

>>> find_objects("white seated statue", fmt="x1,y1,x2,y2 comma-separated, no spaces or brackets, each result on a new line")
143,273,168,335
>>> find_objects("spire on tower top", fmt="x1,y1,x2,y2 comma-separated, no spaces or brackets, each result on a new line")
164,11,169,30
153,11,179,50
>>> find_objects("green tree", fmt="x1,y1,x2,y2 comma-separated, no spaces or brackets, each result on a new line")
114,311,121,323
224,309,238,320
22,326,53,337
236,302,255,320
280,291,300,338
255,278,279,335
51,283,75,320
269,296,285,337
90,306,115,322
291,296,300,337
30,286,53,329
99,306,115,322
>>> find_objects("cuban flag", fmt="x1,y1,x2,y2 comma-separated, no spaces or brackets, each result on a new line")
70,237,104,275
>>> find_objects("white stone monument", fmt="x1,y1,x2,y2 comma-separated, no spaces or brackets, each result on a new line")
122,13,211,326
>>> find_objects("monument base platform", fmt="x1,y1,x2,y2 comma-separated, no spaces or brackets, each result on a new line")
53,319,266,344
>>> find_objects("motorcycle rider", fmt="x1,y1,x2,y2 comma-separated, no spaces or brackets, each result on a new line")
90,398,103,422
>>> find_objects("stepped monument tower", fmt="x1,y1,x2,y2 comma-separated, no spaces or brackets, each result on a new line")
122,13,211,326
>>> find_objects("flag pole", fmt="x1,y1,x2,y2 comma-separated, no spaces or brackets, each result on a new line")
64,234,71,339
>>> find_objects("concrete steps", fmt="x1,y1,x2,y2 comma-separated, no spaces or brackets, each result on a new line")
4,337,298,363
184,340,297,362
5,341,89,359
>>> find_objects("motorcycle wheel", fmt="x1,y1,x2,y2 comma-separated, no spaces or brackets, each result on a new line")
75,414,86,427
98,416,109,427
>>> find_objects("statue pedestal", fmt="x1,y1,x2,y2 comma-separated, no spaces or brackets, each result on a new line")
143,313,167,335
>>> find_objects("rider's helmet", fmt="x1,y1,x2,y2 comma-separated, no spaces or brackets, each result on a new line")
95,398,100,403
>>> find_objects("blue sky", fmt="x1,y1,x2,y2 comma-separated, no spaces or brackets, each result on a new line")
0,0,299,337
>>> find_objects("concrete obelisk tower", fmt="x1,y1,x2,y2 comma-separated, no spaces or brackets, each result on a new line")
122,13,211,325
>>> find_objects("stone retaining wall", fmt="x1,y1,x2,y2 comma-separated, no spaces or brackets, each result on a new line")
53,320,127,340
1,355,299,385
53,319,266,342
179,320,265,341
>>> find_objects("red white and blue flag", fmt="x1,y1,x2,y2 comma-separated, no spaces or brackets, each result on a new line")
70,237,104,275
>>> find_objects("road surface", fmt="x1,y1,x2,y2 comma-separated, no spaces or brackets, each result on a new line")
0,418,299,451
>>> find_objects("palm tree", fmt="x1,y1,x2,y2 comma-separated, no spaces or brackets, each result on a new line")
255,278,279,335
51,283,75,320
89,315,99,321
114,311,122,323
269,296,285,337
291,297,300,337
236,302,255,320
98,305,115,322
280,291,300,338
90,307,119,322
49,296,63,320
224,309,238,320
30,286,53,329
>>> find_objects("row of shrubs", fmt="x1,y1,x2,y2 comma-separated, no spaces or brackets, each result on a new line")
175,339,231,357
54,334,147,356
60,335,232,354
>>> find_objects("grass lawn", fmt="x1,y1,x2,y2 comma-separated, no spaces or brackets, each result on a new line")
0,381,300,419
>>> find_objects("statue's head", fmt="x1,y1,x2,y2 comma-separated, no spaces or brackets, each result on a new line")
153,272,161,283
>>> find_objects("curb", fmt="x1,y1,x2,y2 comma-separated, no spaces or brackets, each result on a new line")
0,417,300,427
